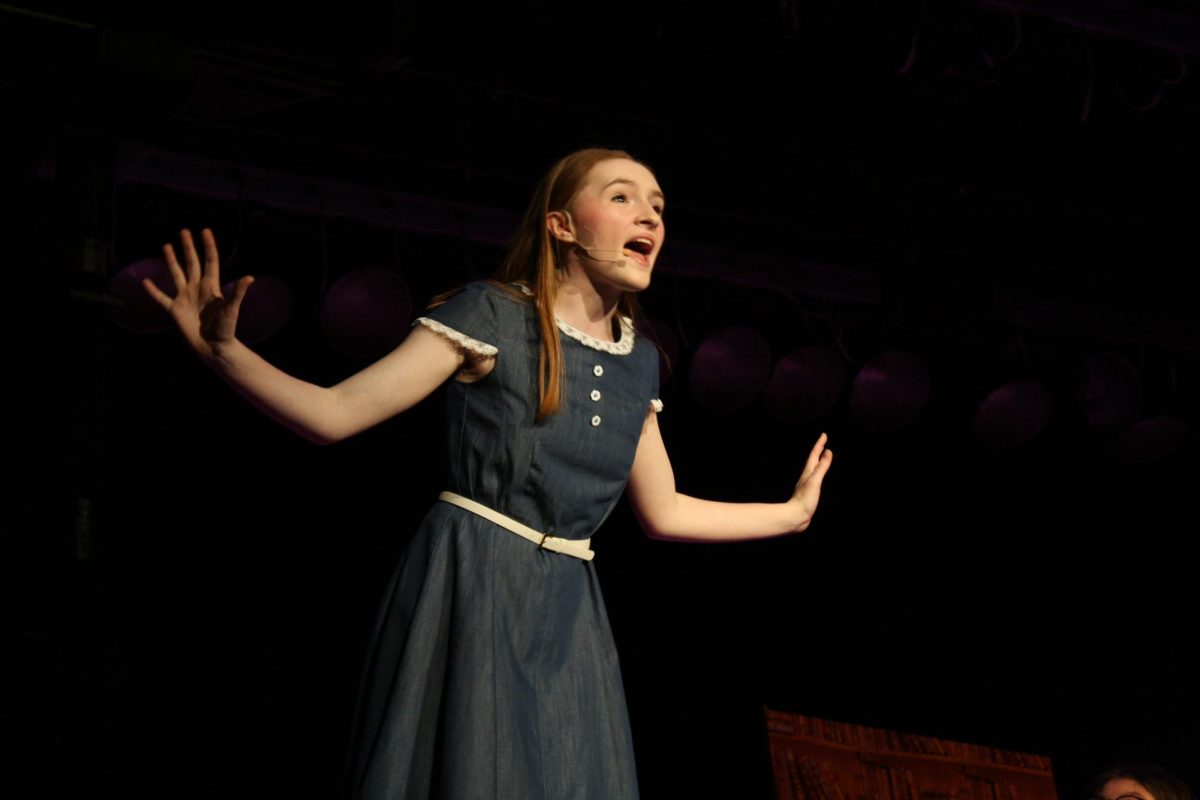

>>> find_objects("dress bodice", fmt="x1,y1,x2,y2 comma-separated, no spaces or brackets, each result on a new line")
418,282,661,539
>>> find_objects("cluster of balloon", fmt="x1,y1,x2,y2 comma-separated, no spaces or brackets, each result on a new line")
849,351,930,433
319,266,413,359
686,332,932,433
972,379,1053,449
765,346,846,424
688,325,773,412
109,257,295,344
1077,350,1191,462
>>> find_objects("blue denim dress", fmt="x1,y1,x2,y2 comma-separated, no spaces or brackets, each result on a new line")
345,282,661,799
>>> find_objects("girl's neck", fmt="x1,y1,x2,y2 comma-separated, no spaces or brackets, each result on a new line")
554,270,621,343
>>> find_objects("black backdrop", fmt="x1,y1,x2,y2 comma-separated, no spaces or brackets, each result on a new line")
14,1,1199,797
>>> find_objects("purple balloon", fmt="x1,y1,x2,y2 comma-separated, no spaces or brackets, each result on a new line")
221,275,293,345
107,257,175,333
689,325,772,411
973,380,1053,448
765,346,845,423
1111,416,1190,463
849,351,930,432
1078,351,1141,430
320,266,413,359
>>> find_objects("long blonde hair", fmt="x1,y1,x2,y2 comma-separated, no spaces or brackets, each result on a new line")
436,147,649,420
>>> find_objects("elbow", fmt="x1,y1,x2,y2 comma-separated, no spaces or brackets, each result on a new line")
308,400,354,446
631,496,684,542
317,430,351,447
635,512,665,541
637,515,679,542
304,425,344,447
642,525,668,542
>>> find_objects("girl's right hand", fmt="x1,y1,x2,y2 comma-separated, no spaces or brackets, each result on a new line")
142,228,254,360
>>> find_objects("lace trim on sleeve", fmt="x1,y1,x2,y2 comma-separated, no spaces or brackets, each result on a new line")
414,317,498,358
650,398,664,413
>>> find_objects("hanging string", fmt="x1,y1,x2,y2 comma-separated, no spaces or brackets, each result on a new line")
897,0,929,76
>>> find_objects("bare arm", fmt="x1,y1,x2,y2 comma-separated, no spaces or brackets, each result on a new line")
203,326,471,445
144,228,488,446
625,411,832,542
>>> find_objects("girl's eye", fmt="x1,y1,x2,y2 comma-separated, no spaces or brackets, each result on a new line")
612,194,627,203
653,206,664,215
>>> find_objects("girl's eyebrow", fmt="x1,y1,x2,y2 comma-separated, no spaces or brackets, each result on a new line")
601,177,666,203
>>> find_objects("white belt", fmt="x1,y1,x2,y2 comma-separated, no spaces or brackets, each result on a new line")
438,491,595,561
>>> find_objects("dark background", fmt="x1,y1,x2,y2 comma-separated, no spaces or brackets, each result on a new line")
10,1,1198,797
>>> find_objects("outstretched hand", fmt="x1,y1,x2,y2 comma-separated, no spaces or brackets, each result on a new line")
790,433,833,531
142,228,254,359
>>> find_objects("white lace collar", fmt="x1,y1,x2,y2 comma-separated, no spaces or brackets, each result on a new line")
555,315,636,355
515,283,637,355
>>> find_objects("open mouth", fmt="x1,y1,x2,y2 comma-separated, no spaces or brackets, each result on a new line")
624,238,654,261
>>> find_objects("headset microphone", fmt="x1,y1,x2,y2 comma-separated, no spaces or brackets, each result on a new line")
562,217,631,266
576,245,629,266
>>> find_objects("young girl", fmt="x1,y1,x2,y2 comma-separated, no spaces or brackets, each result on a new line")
144,147,832,799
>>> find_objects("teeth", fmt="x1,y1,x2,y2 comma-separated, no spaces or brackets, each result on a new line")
625,237,654,258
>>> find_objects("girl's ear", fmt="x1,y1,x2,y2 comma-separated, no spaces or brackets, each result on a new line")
547,210,574,242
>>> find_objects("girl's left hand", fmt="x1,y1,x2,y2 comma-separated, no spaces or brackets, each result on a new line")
790,433,833,531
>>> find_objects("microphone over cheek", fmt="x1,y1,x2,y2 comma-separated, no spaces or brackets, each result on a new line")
576,245,628,266
570,220,630,266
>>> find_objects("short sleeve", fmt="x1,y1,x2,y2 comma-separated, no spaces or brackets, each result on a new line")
644,335,663,413
414,282,500,359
